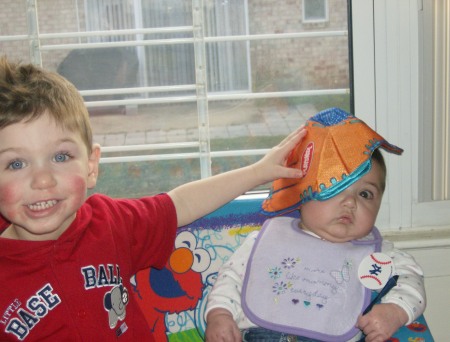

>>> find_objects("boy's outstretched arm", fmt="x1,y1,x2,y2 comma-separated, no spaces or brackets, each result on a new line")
168,126,306,227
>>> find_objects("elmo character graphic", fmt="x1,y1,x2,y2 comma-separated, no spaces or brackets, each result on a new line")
407,321,427,333
133,231,211,341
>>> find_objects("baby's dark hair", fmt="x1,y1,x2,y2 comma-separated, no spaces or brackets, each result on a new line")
371,148,386,192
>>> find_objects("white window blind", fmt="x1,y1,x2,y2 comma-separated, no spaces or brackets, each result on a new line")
430,0,450,200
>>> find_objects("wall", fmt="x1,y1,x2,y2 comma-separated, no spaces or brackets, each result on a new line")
385,229,450,341
247,0,349,91
0,0,84,69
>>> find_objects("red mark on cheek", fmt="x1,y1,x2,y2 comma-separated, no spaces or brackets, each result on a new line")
0,180,21,199
0,183,21,201
65,176,89,203
71,176,89,191
0,184,22,221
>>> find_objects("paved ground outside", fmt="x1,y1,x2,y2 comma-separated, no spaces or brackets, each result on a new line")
90,101,318,146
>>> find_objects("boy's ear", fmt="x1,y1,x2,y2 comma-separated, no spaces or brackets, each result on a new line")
87,144,101,189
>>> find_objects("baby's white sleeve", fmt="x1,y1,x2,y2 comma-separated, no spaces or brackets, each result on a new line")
381,240,427,324
205,231,259,323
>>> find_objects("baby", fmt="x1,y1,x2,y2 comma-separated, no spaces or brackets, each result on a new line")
205,108,426,342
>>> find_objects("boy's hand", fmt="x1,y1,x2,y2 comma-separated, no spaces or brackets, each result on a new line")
169,125,307,227
251,125,307,184
205,308,241,342
356,303,408,342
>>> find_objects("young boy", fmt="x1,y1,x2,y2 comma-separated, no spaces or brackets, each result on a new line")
205,108,426,342
0,57,307,341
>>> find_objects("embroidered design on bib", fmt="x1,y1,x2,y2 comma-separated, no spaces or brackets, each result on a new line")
242,217,382,341
330,260,352,284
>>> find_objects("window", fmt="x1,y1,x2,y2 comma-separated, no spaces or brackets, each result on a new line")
1,0,449,232
352,0,450,230
303,0,329,23
0,0,351,199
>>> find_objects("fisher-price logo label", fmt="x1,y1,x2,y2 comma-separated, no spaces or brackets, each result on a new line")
301,142,314,175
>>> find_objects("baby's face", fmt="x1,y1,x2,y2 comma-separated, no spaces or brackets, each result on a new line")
299,161,384,242
0,112,100,241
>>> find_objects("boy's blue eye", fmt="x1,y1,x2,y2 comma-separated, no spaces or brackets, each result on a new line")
8,160,24,170
54,153,70,162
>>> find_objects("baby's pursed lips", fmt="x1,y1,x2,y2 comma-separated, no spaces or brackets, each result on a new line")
28,200,58,211
337,213,353,223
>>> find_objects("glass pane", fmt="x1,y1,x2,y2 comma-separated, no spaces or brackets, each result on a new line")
0,1,27,34
37,0,84,34
45,47,140,93
1,0,351,198
248,37,349,92
0,41,31,64
93,159,201,198
91,103,199,146
209,96,351,152
0,0,30,63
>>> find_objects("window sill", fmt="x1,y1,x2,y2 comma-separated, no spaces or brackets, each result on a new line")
383,225,450,249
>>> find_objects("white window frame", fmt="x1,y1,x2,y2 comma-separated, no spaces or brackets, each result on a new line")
352,0,450,232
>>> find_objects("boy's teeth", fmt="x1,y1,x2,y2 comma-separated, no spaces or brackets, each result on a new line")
28,200,57,211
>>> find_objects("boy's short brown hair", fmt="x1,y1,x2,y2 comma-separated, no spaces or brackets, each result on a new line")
0,56,93,152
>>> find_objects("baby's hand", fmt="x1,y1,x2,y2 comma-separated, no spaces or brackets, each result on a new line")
356,303,408,342
205,308,241,342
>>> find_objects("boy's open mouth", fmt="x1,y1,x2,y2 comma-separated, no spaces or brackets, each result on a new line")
28,200,58,211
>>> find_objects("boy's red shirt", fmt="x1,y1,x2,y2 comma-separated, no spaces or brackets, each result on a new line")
0,193,177,341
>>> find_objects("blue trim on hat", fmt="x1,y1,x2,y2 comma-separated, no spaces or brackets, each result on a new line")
302,139,384,203
314,159,372,201
262,145,380,217
261,107,403,216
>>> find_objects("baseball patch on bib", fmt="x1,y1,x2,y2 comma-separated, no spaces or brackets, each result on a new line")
358,253,394,290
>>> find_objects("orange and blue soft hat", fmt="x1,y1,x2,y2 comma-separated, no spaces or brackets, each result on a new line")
261,107,403,216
